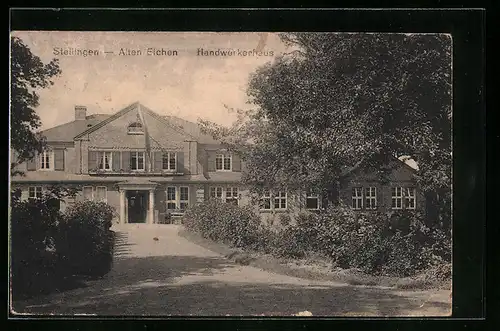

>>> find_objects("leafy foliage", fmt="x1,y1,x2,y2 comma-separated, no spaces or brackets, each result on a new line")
59,201,115,277
198,33,452,229
183,199,261,249
10,191,64,296
292,205,450,276
10,190,115,299
10,36,61,168
183,200,450,277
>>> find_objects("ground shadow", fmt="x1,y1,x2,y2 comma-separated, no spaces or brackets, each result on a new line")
12,253,234,314
12,252,450,316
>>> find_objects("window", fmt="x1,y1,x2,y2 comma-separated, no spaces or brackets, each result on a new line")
162,152,177,171
209,187,238,205
210,187,223,200
98,152,112,171
131,152,145,170
95,186,107,202
391,187,403,209
306,191,320,210
166,187,177,210
260,190,287,211
28,186,43,200
128,122,143,134
180,187,189,211
352,187,363,210
365,187,377,210
404,187,416,209
260,190,272,210
39,151,53,170
215,154,232,171
226,187,239,205
83,186,93,201
166,186,190,212
274,191,287,210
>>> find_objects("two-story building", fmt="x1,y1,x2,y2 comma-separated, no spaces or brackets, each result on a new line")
11,102,242,224
10,102,425,225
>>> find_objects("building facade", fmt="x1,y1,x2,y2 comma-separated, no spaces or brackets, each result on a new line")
336,157,425,213
10,102,424,225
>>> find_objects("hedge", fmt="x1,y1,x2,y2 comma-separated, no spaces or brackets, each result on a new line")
182,200,451,278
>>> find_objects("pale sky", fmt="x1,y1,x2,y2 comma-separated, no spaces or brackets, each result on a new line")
11,31,291,130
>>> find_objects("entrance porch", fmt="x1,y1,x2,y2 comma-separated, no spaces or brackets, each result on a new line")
118,179,157,225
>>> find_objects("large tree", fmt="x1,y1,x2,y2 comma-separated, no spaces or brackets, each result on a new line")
10,36,61,171
200,33,452,227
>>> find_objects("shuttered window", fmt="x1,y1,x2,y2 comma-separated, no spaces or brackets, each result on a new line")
162,152,176,171
98,152,113,170
131,152,145,170
39,151,53,170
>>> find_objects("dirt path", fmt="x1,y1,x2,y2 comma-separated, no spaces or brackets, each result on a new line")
12,225,451,316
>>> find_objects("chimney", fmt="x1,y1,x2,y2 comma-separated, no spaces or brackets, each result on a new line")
75,105,87,121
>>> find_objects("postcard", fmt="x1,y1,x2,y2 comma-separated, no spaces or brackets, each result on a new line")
9,31,452,317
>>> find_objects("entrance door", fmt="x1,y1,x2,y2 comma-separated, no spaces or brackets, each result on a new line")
127,191,147,223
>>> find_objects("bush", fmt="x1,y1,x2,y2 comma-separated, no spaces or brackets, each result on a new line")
59,201,115,278
182,197,451,279
270,225,306,258
10,194,65,298
253,225,278,254
275,205,450,277
183,199,261,249
10,191,116,299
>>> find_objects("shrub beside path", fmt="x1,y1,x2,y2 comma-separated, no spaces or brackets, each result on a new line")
12,224,451,317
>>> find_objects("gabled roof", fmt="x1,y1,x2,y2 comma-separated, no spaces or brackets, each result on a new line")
162,115,220,144
74,102,198,141
41,101,224,144
41,114,111,142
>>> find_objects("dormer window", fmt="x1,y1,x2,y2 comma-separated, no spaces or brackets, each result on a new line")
128,122,144,135
39,150,54,170
216,153,232,171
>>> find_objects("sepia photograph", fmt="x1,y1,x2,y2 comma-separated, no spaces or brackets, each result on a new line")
9,31,452,317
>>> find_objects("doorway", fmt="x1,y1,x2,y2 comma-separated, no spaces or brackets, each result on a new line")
127,190,148,223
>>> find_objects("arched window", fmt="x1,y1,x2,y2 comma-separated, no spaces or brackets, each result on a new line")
128,122,144,134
